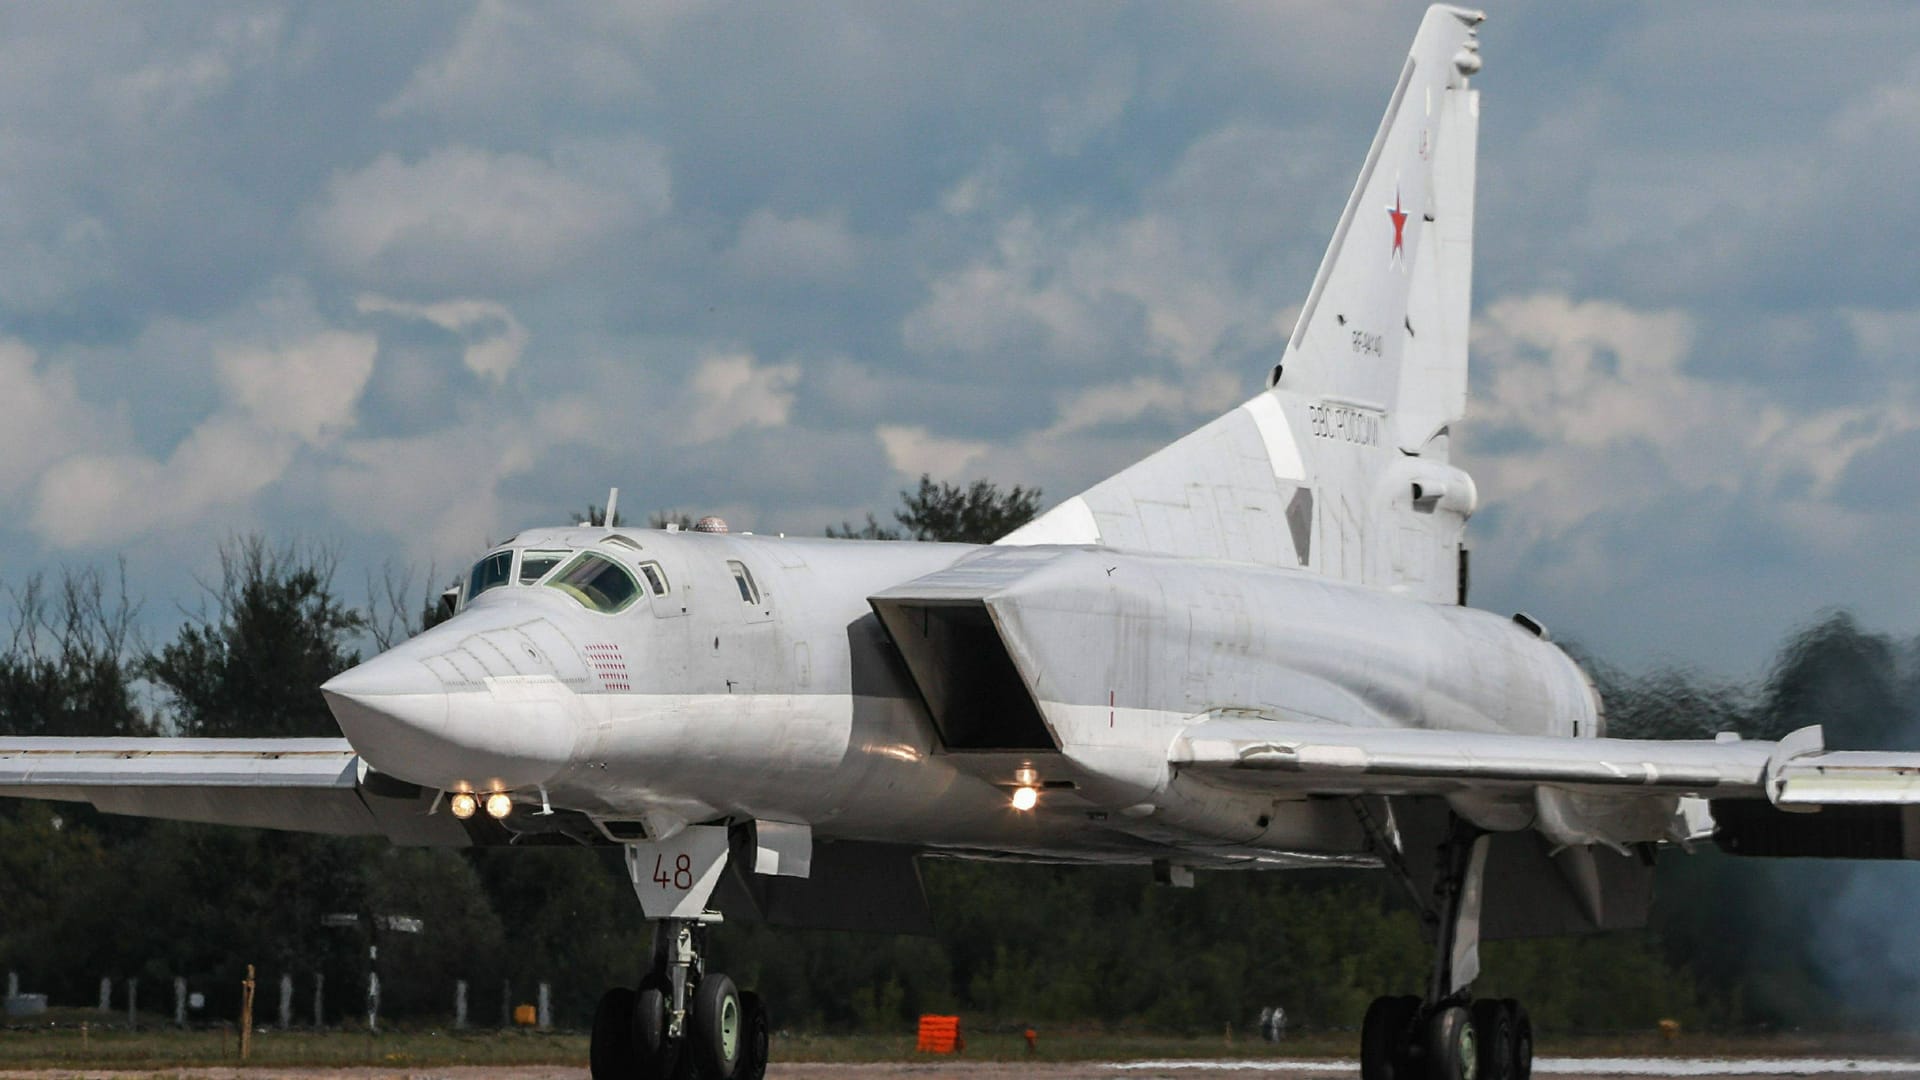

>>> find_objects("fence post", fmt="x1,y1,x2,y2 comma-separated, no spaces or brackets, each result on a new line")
367,971,380,1033
313,972,324,1029
455,979,468,1029
537,982,551,1030
127,977,138,1029
279,973,292,1029
98,976,111,1013
240,965,255,1062
501,979,511,1028
174,977,186,1027
6,971,16,998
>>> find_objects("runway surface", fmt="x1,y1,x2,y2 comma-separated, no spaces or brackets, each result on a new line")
7,1059,1920,1080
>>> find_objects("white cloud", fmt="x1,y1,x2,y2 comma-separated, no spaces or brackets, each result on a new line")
1841,307,1920,366
28,330,376,547
323,396,597,561
1048,371,1244,436
217,331,377,442
1042,51,1136,156
99,9,284,128
309,139,670,292
876,424,989,482
1465,293,1920,565
683,351,801,443
356,295,528,382
0,339,119,500
726,209,858,282
379,3,683,120
33,419,294,546
903,213,1119,365
904,124,1304,375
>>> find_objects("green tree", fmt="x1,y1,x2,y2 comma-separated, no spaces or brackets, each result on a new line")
0,566,148,737
1760,611,1908,748
144,537,364,738
828,475,1042,543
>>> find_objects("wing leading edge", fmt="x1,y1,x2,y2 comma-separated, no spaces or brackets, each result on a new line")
1170,717,1920,857
0,737,468,846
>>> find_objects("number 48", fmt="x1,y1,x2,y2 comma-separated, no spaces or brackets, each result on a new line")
652,853,694,890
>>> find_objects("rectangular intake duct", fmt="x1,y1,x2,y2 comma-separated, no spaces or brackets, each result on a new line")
869,598,1056,751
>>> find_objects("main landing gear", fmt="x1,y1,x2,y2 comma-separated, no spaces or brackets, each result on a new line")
591,828,772,1080
1357,815,1534,1080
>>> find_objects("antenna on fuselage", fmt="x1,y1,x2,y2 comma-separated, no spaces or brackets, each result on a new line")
604,487,619,528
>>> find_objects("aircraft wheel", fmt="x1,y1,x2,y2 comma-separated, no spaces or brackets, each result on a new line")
1470,999,1514,1080
692,972,743,1079
1360,994,1420,1080
735,991,770,1080
590,987,638,1080
1504,1000,1532,1080
1424,1003,1477,1080
635,974,680,1078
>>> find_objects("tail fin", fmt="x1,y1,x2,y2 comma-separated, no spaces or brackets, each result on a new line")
1285,4,1483,456
1002,5,1485,602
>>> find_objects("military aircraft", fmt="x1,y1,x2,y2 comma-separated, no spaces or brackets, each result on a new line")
7,5,1920,1079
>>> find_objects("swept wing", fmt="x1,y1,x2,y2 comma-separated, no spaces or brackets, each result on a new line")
0,736,466,845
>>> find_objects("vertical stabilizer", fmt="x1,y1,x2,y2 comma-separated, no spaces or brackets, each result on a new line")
1002,5,1485,603
1279,4,1482,455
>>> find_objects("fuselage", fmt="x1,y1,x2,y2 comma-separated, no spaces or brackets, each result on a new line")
322,525,1600,868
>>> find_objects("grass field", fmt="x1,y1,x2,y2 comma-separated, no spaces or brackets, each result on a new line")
4,1009,1919,1069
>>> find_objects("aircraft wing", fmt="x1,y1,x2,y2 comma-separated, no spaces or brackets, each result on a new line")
1171,717,1920,801
1169,717,1920,856
0,737,468,846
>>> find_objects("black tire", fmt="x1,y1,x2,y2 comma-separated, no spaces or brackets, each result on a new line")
591,987,638,1080
1470,999,1514,1080
692,972,743,1080
735,991,770,1080
636,975,680,1079
1504,1000,1532,1080
1360,994,1420,1080
1425,1004,1477,1080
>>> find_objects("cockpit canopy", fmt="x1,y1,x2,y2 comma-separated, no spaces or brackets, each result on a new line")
466,548,570,604
546,551,640,614
458,531,670,616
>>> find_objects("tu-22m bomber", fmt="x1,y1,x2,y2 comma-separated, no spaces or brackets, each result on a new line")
6,6,1920,1080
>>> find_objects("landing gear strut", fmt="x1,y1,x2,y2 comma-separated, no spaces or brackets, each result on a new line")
590,828,772,1080
1356,814,1533,1080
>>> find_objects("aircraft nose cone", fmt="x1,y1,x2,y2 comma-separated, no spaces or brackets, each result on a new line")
322,652,454,783
323,642,578,792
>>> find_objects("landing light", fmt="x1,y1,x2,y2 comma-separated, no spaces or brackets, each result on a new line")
1011,786,1039,812
449,792,478,820
485,792,514,819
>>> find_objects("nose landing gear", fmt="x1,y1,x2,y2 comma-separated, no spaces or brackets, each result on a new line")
1356,815,1534,1080
590,827,771,1080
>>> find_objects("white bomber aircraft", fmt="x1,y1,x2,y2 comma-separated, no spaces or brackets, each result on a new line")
6,7,1920,1080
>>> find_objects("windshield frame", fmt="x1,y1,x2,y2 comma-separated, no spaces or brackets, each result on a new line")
543,550,643,614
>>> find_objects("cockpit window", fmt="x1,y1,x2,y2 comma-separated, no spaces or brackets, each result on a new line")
638,561,669,596
518,550,567,584
727,560,760,605
546,552,641,613
467,550,514,603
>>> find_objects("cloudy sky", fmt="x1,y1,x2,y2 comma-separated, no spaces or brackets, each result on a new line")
0,1,1915,680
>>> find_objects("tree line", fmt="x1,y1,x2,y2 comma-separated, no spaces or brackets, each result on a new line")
2,478,1917,1034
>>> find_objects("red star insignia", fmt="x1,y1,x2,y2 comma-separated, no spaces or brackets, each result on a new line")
1388,188,1409,260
